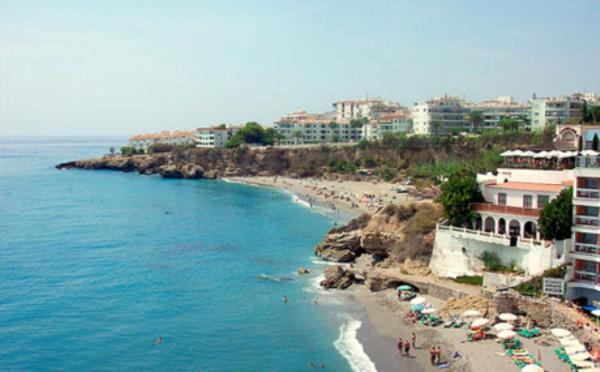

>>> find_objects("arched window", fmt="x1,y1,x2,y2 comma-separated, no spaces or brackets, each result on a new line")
509,220,521,237
484,217,495,233
524,221,537,239
498,218,506,235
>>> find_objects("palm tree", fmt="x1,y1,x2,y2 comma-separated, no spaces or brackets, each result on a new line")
292,130,303,145
468,111,484,133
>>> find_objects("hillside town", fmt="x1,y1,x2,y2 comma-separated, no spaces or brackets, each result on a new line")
127,92,599,150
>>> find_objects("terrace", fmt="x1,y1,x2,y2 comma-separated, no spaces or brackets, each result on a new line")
500,150,576,170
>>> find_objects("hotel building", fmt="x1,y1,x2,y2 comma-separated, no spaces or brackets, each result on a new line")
332,98,407,123
412,95,470,135
273,111,361,145
470,96,530,131
361,113,412,141
530,96,584,130
195,126,241,148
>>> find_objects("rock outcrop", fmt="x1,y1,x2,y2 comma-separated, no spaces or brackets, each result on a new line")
320,266,355,289
314,230,362,262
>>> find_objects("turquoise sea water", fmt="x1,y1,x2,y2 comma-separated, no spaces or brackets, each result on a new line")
0,137,371,371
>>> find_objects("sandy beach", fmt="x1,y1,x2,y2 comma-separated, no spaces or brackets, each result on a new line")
226,176,414,217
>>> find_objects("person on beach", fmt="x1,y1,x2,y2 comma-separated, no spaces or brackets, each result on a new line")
403,340,411,357
411,332,416,348
453,351,462,361
435,346,442,364
397,338,403,355
429,347,436,365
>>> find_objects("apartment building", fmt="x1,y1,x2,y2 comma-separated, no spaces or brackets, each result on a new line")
412,95,470,135
470,96,530,131
273,111,361,145
332,98,406,123
361,113,412,141
196,126,241,148
129,130,196,151
530,96,584,129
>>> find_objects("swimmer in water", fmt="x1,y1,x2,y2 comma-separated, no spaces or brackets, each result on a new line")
282,295,288,303
155,336,163,345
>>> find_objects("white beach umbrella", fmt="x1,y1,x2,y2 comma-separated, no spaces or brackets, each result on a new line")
582,150,599,157
471,318,490,329
512,150,525,156
497,330,517,339
560,337,582,347
499,313,518,322
521,364,544,372
558,151,577,159
500,150,514,157
493,322,514,332
522,150,536,157
592,309,600,317
463,310,482,318
570,351,593,361
551,328,572,338
533,151,549,158
573,360,596,368
422,308,437,314
566,344,588,355
410,297,426,306
577,368,600,372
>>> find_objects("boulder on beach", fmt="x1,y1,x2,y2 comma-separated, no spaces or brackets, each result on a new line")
320,266,355,289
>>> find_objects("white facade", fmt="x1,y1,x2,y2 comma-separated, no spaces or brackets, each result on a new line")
195,126,241,148
273,121,361,145
530,96,584,129
361,115,412,140
332,98,405,123
412,95,470,135
129,130,195,151
470,96,530,131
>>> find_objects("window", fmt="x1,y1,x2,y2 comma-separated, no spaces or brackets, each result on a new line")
498,193,507,205
523,195,533,208
537,195,550,208
579,260,598,274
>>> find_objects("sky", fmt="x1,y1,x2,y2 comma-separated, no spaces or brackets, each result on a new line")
0,0,599,136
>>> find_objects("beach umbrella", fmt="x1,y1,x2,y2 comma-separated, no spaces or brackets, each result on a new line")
551,328,572,338
521,364,544,372
511,150,525,156
522,150,536,157
582,150,599,157
572,359,595,368
493,322,514,331
500,150,514,157
463,310,482,318
497,330,517,339
533,151,549,158
499,313,518,322
397,285,413,291
410,297,426,306
570,351,593,361
422,308,437,314
471,318,489,329
566,344,588,355
560,337,582,347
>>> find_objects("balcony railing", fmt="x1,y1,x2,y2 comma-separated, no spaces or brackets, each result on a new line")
577,156,600,168
573,243,600,256
573,271,600,284
575,215,600,227
436,224,549,249
576,188,600,199
473,202,541,217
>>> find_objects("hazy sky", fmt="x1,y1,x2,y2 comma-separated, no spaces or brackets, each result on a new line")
1,0,599,136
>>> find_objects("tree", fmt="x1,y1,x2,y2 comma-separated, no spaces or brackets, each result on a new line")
468,111,484,133
430,120,442,135
439,169,484,226
264,128,284,145
498,117,519,133
224,122,274,148
538,188,572,240
109,147,116,155
291,130,303,145
593,134,599,151
331,134,341,143
350,117,369,128
120,146,141,157
328,121,339,129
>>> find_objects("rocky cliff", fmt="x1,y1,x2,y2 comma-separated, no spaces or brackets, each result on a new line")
315,202,441,289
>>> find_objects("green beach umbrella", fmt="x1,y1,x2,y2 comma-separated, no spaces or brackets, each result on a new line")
397,285,413,291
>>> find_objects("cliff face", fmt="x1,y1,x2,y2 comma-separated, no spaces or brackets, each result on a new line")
315,202,442,289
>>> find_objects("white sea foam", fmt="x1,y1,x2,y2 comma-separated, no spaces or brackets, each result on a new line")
291,194,312,208
334,318,377,372
310,257,345,266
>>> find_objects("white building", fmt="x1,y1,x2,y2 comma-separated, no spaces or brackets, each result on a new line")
361,113,412,141
470,96,530,131
412,95,470,135
129,130,196,151
333,98,406,123
530,96,584,129
195,126,241,148
274,111,361,145
431,152,575,278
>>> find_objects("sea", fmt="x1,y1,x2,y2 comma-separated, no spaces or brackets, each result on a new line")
0,137,377,371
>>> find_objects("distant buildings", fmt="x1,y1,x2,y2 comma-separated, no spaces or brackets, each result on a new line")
530,96,584,130
129,130,195,151
361,113,412,141
196,126,241,148
332,98,406,123
273,111,361,145
469,96,530,131
412,95,470,135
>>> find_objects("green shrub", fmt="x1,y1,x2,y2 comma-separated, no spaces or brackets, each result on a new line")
454,275,483,286
481,251,517,273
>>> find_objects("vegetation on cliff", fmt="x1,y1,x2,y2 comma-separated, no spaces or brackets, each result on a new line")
438,169,483,226
538,187,573,240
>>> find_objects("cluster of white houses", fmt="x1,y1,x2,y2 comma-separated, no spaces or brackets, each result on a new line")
129,92,598,149
430,123,600,305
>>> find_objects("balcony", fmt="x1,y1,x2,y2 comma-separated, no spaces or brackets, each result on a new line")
575,215,600,227
573,271,600,284
573,243,600,256
576,188,600,199
577,156,600,168
473,202,541,217
436,224,550,249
